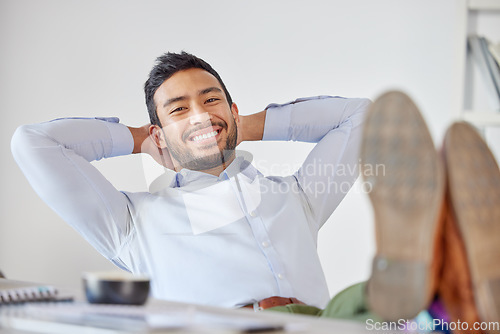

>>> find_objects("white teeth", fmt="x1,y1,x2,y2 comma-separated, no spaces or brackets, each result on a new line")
192,130,218,142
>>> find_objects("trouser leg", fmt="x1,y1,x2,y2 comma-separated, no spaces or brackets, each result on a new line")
265,282,380,321
318,282,381,321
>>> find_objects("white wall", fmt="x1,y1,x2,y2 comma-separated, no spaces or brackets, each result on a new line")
0,0,490,297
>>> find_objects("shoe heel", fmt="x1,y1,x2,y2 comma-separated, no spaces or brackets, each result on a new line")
367,256,429,321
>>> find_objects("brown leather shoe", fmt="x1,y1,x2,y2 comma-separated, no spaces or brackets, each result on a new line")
361,91,445,321
440,121,500,334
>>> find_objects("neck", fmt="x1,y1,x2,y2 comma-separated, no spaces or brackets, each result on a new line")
175,153,236,177
200,157,235,176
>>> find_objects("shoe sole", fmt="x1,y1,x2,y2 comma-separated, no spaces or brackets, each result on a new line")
361,91,444,321
444,122,500,330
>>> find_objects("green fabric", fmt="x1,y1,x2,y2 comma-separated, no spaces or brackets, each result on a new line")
265,304,323,316
266,281,382,322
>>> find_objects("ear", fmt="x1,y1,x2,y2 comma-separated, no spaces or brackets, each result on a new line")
231,103,240,125
149,124,167,149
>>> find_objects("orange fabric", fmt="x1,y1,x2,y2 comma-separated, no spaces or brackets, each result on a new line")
438,192,482,334
428,199,446,303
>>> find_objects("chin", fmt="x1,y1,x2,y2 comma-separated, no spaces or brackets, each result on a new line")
179,150,234,171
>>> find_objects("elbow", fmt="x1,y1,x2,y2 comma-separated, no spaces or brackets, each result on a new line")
11,125,29,159
11,124,42,165
359,98,372,112
354,98,372,120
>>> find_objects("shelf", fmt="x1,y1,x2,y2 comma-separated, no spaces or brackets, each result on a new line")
462,111,500,126
468,0,500,11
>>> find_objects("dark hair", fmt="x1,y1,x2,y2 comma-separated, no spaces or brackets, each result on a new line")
144,51,233,126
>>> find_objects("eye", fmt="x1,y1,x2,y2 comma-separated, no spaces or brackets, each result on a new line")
205,98,220,103
170,106,186,114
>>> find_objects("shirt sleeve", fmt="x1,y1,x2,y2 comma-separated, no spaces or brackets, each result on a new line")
262,96,371,229
11,117,136,261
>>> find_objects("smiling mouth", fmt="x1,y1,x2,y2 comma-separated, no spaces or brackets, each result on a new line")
187,127,222,144
192,129,219,142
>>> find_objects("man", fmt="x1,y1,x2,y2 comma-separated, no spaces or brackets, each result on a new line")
11,52,370,310
12,52,500,329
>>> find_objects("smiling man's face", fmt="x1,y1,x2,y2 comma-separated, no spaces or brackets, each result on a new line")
152,68,239,172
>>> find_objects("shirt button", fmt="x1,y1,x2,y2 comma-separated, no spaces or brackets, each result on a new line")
277,274,284,280
261,241,269,248
249,211,257,217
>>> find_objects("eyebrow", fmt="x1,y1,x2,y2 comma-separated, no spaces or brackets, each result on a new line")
199,87,222,95
162,87,223,108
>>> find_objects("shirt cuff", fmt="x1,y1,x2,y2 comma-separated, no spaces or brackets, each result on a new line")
262,103,293,141
103,121,134,157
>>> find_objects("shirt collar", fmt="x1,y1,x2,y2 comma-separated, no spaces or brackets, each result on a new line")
170,151,261,188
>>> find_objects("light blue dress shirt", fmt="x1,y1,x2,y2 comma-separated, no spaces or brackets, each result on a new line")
11,96,370,308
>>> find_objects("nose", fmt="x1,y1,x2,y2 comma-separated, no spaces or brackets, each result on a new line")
189,106,211,125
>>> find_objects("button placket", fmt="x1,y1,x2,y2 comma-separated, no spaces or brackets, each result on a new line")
228,174,294,296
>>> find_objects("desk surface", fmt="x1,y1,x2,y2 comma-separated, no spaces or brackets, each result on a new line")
0,296,372,334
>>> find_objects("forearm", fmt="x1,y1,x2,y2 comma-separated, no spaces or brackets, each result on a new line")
263,96,371,143
12,117,134,161
238,110,267,142
128,124,150,154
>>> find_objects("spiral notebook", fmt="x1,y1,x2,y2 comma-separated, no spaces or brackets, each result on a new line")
0,278,73,304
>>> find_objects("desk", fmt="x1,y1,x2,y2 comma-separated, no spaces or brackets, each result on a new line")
0,296,372,334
